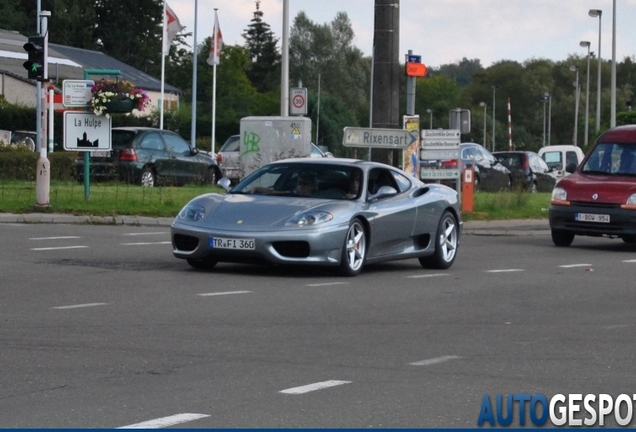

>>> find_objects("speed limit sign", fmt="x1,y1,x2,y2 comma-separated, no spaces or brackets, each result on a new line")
290,87,307,115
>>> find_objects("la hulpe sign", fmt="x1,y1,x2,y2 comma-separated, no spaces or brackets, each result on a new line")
63,111,112,151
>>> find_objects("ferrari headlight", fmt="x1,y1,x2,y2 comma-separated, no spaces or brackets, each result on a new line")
286,211,333,227
551,187,567,202
178,203,206,221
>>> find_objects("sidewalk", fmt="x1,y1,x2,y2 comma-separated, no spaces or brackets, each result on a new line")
0,212,550,235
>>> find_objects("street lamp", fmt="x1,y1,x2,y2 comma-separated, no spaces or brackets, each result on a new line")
542,93,549,147
426,108,432,129
589,9,602,133
611,0,616,127
570,65,580,146
479,102,487,146
491,85,498,152
580,41,591,146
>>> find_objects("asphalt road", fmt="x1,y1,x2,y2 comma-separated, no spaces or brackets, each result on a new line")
1,219,635,428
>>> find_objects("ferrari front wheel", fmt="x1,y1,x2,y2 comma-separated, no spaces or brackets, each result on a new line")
339,218,366,277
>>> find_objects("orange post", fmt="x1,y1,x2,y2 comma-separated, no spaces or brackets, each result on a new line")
461,167,474,212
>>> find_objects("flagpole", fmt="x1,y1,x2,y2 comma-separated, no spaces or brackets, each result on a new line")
190,0,198,147
211,8,218,154
160,1,166,130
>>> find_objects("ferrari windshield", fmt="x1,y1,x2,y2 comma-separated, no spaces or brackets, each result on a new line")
232,163,364,200
581,143,636,176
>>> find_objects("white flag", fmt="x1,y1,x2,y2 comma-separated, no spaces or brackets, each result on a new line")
207,10,223,66
163,2,183,56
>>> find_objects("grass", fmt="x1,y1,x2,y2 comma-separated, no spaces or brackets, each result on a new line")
0,180,552,220
0,180,221,217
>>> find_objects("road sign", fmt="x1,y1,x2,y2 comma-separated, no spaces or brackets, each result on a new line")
343,127,418,149
406,54,421,63
63,80,94,108
290,87,307,115
405,62,427,77
421,129,461,149
63,111,112,151
420,168,461,180
420,149,460,160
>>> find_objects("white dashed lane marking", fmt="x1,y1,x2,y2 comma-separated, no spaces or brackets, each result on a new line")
51,303,109,310
118,413,210,429
31,245,88,251
122,232,167,236
305,282,350,287
30,236,81,240
622,259,636,263
407,273,450,279
197,291,252,296
121,242,172,246
559,264,592,268
279,380,352,395
484,269,525,273
409,355,462,366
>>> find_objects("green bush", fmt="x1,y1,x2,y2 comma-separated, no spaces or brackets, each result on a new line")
0,146,76,181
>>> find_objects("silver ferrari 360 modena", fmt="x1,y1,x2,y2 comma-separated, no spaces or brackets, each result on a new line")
171,158,462,276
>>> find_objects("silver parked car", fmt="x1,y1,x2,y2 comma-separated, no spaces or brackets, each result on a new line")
171,158,462,276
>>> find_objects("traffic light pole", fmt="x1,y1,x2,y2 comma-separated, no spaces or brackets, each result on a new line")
35,11,51,207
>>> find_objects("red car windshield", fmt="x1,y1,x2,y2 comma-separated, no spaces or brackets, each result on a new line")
581,143,636,176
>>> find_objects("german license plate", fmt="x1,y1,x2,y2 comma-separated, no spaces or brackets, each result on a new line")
209,237,255,250
575,213,610,223
92,151,111,158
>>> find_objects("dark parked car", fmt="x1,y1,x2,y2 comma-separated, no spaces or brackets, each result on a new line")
549,125,636,246
423,143,511,191
75,127,221,187
493,151,557,192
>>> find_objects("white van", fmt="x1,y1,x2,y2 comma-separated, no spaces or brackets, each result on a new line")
538,145,585,180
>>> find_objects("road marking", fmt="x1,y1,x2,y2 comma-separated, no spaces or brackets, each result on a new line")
559,264,592,268
484,269,525,273
118,413,210,429
31,245,88,251
279,380,352,395
622,259,636,263
602,324,629,330
409,355,462,366
198,291,252,296
306,282,349,287
30,236,81,240
123,232,167,236
407,273,449,279
52,303,109,310
121,241,172,246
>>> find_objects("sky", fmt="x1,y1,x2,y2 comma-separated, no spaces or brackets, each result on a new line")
167,0,636,69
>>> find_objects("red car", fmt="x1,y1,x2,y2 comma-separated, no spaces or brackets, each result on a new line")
549,125,636,246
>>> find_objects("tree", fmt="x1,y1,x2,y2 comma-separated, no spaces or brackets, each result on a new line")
242,0,281,93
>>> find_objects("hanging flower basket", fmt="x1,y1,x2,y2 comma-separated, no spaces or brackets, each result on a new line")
103,98,134,113
90,79,151,117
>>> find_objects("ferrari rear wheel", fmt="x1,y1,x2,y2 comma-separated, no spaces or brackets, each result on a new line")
419,211,458,269
187,257,219,270
339,218,366,276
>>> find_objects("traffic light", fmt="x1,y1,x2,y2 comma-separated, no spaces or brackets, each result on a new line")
23,36,45,80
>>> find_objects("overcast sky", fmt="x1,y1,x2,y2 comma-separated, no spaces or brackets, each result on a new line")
168,0,634,69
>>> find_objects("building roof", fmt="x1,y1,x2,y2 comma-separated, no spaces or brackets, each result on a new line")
0,28,180,94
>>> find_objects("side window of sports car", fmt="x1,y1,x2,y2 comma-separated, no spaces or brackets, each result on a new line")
391,171,411,192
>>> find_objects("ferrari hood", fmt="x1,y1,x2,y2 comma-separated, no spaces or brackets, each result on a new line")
203,193,334,231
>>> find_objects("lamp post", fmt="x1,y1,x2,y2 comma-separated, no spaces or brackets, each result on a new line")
611,0,616,127
589,9,602,133
541,92,550,147
426,108,432,129
491,85,498,152
580,41,591,146
479,102,487,146
570,65,580,146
